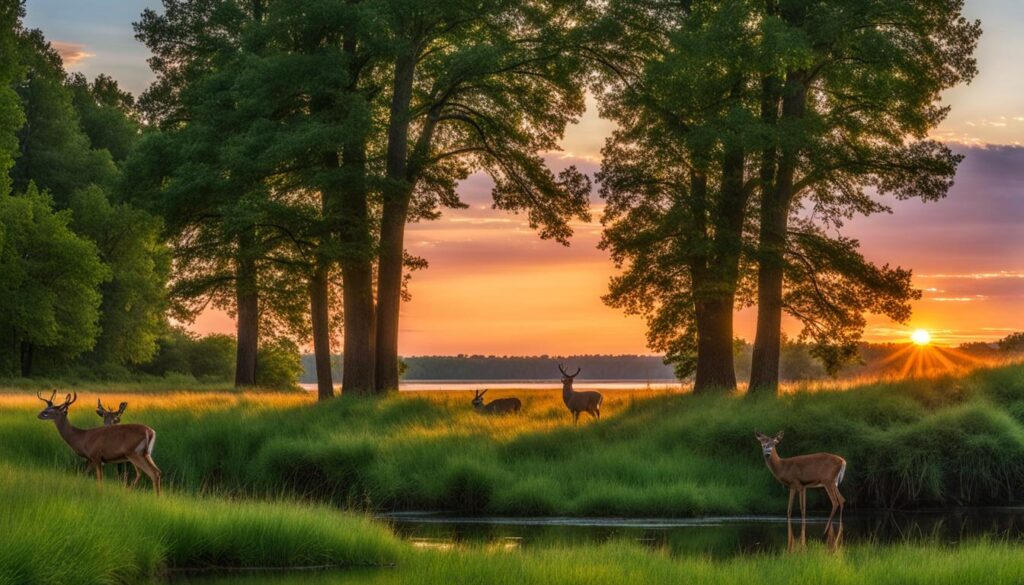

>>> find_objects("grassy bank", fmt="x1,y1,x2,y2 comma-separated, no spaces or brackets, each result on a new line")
181,540,1024,585
0,466,402,585
4,363,1024,516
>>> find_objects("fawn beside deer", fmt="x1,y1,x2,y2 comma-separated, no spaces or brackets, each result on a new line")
37,391,162,494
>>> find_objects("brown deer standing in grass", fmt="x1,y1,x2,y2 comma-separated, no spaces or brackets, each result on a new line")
37,391,162,494
755,430,846,548
471,390,522,414
96,400,127,426
559,365,602,425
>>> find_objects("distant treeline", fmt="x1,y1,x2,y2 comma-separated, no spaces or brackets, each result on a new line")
300,355,677,382
301,336,1023,384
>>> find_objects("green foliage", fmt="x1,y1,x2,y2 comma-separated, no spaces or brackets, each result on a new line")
11,29,117,202
0,185,109,375
68,186,170,366
66,73,139,163
255,337,303,390
0,1,24,198
140,328,235,382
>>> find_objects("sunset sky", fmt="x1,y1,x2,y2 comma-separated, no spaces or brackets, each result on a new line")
25,0,1024,354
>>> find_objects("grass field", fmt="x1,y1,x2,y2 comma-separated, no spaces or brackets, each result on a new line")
0,466,402,585
6,365,1024,583
4,363,1024,516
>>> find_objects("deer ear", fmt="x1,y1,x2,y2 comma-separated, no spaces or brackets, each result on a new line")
774,431,784,442
754,430,764,439
118,402,127,414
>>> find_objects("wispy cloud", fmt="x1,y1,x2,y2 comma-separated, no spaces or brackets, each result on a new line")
51,41,94,66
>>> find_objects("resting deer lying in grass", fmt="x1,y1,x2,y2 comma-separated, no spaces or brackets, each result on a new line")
96,400,127,426
755,430,846,547
471,390,522,414
559,365,602,425
37,391,162,494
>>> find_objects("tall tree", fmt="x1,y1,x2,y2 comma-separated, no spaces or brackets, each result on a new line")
132,0,295,388
747,0,981,392
595,0,762,392
372,0,593,392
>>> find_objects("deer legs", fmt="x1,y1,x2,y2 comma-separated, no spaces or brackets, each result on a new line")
786,488,796,550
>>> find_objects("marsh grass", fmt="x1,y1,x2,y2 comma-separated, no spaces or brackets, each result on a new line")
0,466,402,585
4,364,1024,516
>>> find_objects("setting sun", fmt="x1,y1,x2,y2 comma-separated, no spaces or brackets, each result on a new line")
911,329,932,346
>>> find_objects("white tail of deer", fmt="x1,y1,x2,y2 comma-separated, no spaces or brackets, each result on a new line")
38,391,161,494
755,430,845,547
559,365,602,425
472,390,522,414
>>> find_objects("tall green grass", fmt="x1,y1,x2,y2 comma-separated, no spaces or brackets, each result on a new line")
4,364,1024,516
0,466,402,585
180,540,1024,585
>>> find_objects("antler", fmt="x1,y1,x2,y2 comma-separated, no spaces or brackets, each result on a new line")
63,392,77,408
570,367,581,377
558,364,568,376
36,390,54,406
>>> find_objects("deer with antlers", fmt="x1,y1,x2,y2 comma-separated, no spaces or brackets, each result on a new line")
96,400,127,426
755,430,846,547
472,390,522,414
559,365,602,425
37,391,162,494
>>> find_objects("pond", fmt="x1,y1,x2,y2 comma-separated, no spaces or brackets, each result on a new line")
171,508,1024,584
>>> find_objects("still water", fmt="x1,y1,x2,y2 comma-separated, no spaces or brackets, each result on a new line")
172,508,1024,584
380,508,1024,555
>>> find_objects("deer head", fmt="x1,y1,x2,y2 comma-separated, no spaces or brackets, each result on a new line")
754,430,784,459
558,364,581,390
37,390,76,421
472,389,487,408
96,400,127,426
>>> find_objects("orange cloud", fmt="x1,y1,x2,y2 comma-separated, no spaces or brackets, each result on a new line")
51,41,94,67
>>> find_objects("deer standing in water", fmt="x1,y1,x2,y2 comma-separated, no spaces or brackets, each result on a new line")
755,430,846,548
37,391,162,494
471,390,522,414
96,400,127,426
559,365,603,425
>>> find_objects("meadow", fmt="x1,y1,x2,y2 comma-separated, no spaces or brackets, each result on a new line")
7,364,1024,583
4,362,1024,517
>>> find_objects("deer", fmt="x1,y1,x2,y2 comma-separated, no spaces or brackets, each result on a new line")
559,365,602,425
755,430,846,548
96,400,127,426
471,390,522,415
37,391,162,495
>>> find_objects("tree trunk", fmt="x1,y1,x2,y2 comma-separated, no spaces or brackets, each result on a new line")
234,242,259,387
748,202,788,392
309,262,334,400
694,297,737,392
19,341,32,378
749,72,807,394
374,51,417,393
338,144,376,395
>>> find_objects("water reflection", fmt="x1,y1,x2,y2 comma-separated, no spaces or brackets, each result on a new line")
382,508,1024,557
